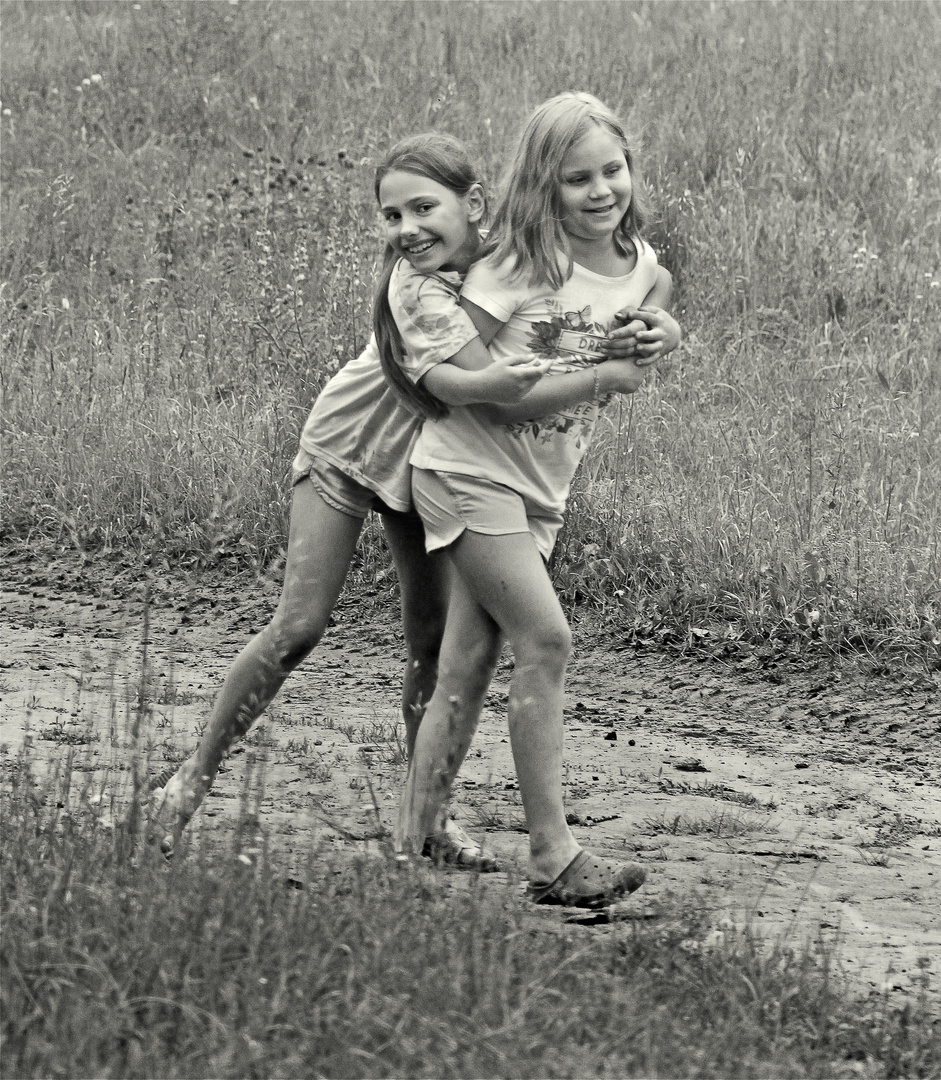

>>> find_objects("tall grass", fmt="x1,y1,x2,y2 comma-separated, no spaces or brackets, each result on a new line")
2,760,938,1080
1,0,939,654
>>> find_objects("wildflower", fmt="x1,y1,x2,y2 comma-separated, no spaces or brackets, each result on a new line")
82,78,91,87
61,297,70,310
90,73,102,85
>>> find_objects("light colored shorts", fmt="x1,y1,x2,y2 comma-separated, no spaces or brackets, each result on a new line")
291,448,398,519
412,467,564,562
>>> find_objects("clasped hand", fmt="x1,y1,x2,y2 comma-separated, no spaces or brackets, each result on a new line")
601,306,682,367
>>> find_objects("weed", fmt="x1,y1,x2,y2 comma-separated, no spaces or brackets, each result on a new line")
153,739,186,766
242,724,276,749
299,759,332,784
858,848,892,868
468,800,527,834
37,725,97,747
643,808,778,839
868,812,939,846
154,685,206,707
334,717,406,766
659,776,778,810
283,736,313,755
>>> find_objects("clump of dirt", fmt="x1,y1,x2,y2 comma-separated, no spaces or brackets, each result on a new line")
1,566,938,1007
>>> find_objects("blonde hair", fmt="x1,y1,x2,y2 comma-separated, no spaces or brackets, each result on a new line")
372,133,483,421
486,92,648,290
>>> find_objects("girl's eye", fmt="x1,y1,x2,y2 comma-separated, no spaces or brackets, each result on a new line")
416,202,435,214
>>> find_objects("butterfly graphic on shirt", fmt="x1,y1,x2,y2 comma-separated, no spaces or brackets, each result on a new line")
506,301,607,443
526,302,607,364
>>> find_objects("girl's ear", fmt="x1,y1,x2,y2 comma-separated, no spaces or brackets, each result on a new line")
465,183,485,223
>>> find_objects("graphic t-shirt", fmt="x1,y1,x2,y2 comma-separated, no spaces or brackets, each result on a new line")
408,242,660,514
297,259,478,511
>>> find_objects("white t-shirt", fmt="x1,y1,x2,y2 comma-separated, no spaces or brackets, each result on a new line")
298,259,478,511
409,241,660,514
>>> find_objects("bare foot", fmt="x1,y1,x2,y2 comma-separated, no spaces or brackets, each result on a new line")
146,758,211,857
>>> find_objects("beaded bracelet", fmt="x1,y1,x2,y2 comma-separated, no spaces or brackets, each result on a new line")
592,365,601,402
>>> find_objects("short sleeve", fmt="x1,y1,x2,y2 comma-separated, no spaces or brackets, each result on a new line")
460,254,532,324
388,261,480,384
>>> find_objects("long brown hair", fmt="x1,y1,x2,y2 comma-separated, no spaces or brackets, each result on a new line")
372,133,483,420
486,92,648,291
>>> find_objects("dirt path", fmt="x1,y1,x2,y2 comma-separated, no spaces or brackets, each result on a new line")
2,569,939,1009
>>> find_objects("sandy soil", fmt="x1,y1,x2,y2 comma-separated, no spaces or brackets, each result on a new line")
2,561,939,1010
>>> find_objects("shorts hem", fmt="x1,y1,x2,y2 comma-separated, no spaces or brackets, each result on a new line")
423,522,537,553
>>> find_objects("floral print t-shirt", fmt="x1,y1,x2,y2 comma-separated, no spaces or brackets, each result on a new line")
297,258,478,511
408,242,660,515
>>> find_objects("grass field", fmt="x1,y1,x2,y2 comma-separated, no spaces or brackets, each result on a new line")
1,0,939,658
2,762,939,1080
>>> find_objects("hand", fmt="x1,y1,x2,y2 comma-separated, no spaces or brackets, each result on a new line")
479,354,553,403
596,358,647,396
603,306,682,367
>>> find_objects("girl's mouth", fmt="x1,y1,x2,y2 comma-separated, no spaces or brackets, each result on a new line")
404,238,437,255
585,205,615,215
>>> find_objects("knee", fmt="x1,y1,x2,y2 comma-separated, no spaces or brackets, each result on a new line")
515,622,572,675
263,611,329,673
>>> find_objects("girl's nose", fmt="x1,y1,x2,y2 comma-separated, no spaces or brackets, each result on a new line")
588,177,612,199
400,214,420,238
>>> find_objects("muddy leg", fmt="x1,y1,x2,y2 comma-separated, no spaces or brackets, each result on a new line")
148,481,363,854
394,574,502,857
381,511,449,759
384,515,500,868
396,530,583,884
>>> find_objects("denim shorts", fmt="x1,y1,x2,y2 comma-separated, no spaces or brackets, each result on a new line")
412,468,563,561
291,448,397,519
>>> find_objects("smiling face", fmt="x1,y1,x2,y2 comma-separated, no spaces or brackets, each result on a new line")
557,124,633,252
378,170,484,275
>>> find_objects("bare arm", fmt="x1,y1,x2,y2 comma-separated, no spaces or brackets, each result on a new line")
458,299,650,424
642,265,674,309
420,333,550,407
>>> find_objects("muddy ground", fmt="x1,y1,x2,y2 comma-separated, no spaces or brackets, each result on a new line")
1,556,939,1010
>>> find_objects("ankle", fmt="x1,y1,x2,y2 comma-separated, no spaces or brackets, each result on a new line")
528,838,581,883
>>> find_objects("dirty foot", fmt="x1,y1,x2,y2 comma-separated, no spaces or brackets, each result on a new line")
422,817,500,872
145,759,211,857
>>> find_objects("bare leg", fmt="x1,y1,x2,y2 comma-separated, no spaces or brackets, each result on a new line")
384,515,500,868
381,511,449,758
149,481,364,853
396,531,580,883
